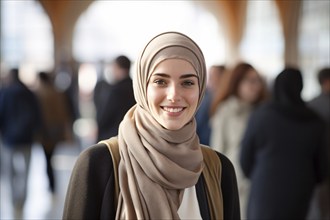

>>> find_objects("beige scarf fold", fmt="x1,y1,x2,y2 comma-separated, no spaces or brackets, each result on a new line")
116,32,207,219
117,105,203,219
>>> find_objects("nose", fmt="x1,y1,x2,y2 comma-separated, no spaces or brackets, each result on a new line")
167,84,181,102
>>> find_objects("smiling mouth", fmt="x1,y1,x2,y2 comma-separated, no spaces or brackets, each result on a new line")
161,106,186,113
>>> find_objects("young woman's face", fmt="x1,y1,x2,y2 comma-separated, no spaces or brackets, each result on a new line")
147,59,199,130
238,69,263,103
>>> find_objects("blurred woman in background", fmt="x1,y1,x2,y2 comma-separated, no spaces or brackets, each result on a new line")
210,62,268,218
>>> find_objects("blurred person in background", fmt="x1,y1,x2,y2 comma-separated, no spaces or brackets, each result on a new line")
209,62,268,218
94,61,112,130
195,65,225,145
0,68,41,216
57,60,81,125
308,67,330,123
94,55,135,141
35,72,73,194
307,67,330,220
240,68,327,220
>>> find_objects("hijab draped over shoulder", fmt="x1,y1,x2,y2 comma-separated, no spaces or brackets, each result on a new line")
116,32,207,219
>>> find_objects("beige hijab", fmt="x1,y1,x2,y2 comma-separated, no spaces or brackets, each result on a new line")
117,32,207,219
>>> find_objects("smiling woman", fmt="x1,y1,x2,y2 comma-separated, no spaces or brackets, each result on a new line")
63,32,240,220
147,59,199,130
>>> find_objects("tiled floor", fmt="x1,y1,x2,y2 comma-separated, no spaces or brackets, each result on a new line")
1,142,81,220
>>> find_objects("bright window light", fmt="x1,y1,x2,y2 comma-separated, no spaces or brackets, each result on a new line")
78,63,98,94
240,1,284,82
73,1,225,68
1,0,54,72
298,1,330,100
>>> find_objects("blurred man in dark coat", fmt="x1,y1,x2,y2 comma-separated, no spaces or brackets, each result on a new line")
308,67,330,220
94,56,135,141
0,68,41,215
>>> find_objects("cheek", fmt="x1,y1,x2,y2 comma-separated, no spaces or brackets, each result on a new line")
240,84,261,100
147,86,162,109
238,84,247,97
185,89,199,109
249,84,262,96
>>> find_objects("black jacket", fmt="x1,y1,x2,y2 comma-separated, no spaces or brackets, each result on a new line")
240,102,327,219
94,77,135,141
63,144,240,220
0,81,41,146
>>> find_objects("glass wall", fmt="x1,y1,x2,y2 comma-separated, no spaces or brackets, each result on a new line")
240,0,284,84
298,0,330,100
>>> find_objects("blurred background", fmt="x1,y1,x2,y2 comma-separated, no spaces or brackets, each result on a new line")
0,0,329,219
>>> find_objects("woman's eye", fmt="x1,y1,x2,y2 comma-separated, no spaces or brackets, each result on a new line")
154,79,167,86
182,80,195,87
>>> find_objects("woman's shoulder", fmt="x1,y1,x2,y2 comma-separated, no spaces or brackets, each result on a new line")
214,96,241,116
79,143,110,160
64,143,116,219
215,151,235,172
223,96,241,107
201,146,235,173
204,147,238,194
74,143,113,175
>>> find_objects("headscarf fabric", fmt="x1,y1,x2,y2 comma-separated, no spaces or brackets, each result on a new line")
116,32,207,219
272,67,317,120
274,67,304,106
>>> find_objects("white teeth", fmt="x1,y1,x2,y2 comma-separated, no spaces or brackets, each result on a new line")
163,107,184,113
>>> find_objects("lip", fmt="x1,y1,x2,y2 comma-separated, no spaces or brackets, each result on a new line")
161,106,186,117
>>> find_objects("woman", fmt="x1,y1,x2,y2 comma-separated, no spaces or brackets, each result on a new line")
240,68,327,219
210,63,267,218
63,32,240,220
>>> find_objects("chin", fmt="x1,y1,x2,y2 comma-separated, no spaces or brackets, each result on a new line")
164,125,183,131
162,122,185,131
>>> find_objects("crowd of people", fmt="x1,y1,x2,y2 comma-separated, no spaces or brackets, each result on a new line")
240,68,327,219
0,68,74,217
196,65,329,219
1,46,329,219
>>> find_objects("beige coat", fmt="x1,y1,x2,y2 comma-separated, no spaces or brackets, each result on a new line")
210,96,253,218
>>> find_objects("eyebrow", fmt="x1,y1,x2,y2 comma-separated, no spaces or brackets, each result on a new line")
152,73,198,79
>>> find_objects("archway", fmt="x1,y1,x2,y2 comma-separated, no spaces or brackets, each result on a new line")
1,0,54,86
